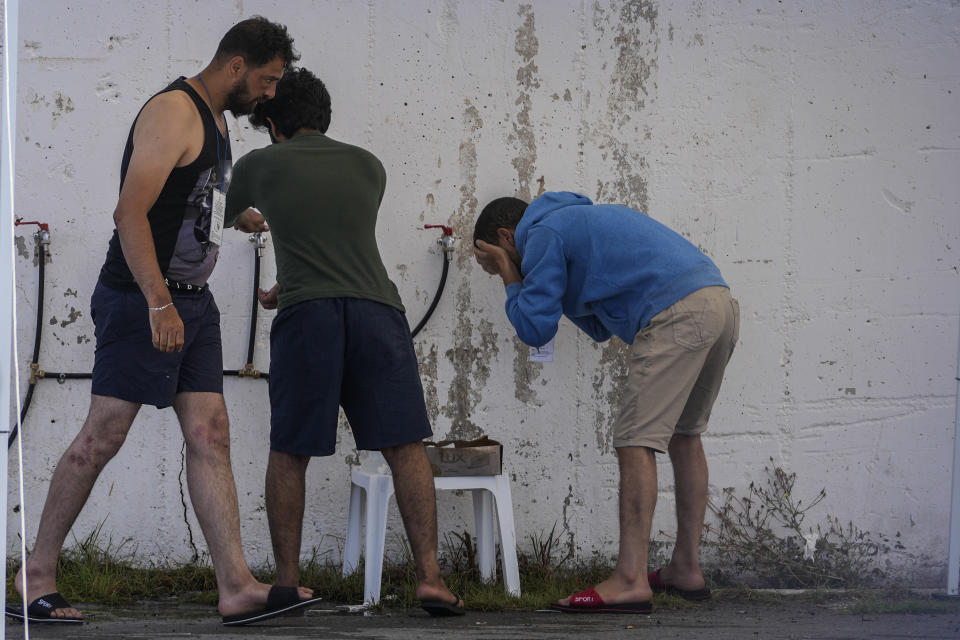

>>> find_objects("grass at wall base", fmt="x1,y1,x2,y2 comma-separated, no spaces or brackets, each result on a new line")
5,464,958,614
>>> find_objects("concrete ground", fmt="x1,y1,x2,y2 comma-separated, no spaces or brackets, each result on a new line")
4,598,960,640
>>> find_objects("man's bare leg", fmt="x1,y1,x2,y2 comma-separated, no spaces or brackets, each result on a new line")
265,450,310,587
558,446,657,605
380,441,461,607
656,433,708,591
173,392,312,617
15,394,141,620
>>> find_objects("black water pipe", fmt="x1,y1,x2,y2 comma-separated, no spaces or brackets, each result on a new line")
412,224,455,338
246,239,261,366
9,225,48,448
224,233,269,380
10,225,453,447
411,250,450,338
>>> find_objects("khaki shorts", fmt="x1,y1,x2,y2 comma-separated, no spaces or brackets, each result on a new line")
613,286,739,452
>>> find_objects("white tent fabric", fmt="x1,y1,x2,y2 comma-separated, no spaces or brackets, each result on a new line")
949,319,960,596
2,0,23,635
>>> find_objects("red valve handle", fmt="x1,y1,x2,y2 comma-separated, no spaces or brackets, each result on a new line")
14,220,49,232
423,224,453,236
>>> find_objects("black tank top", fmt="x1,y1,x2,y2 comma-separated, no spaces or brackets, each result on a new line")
99,77,231,289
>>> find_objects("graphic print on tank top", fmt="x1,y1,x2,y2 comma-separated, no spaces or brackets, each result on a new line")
165,157,232,283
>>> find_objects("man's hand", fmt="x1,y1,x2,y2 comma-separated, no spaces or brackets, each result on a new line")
474,240,508,276
234,207,270,233
474,240,522,285
258,283,280,310
149,304,185,352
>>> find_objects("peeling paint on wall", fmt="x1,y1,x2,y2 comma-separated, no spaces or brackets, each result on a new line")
590,0,658,213
511,4,540,200
416,342,440,423
442,95,497,440
59,306,82,328
512,339,542,405
507,4,546,403
449,101,482,271
592,339,630,454
443,283,499,440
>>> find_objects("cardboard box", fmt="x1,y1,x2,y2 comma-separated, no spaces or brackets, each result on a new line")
424,436,502,477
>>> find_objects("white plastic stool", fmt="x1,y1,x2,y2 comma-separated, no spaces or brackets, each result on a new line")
342,453,521,604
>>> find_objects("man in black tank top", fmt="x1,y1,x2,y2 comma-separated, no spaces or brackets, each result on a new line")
10,18,322,627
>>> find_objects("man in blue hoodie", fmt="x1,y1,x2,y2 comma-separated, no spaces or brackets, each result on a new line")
473,192,739,614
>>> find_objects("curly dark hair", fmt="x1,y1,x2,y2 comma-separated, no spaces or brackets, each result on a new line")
248,67,332,139
473,197,528,246
215,16,299,69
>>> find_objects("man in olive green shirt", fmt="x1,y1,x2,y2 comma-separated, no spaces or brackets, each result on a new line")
226,68,462,615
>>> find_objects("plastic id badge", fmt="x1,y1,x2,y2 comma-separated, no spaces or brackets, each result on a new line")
210,188,226,247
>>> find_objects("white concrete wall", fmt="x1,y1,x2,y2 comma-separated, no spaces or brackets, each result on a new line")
5,0,959,585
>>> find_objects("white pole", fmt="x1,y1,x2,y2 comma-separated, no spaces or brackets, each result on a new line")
1,0,21,634
947,310,960,596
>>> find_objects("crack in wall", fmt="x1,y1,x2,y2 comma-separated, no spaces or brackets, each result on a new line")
178,442,199,562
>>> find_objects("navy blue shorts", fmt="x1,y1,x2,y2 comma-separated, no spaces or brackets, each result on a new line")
90,280,223,409
268,298,433,456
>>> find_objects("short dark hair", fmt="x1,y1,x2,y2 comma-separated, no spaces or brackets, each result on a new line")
248,67,332,138
473,197,528,246
215,16,299,69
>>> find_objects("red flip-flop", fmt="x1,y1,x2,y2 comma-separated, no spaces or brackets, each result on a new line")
648,568,712,601
550,588,652,614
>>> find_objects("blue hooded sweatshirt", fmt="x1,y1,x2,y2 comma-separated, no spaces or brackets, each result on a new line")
504,191,728,347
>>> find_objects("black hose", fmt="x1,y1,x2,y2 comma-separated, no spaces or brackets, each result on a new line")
8,242,46,448
411,252,450,338
8,384,34,448
223,369,269,380
245,246,260,367
46,372,93,380
31,243,45,368
10,231,443,449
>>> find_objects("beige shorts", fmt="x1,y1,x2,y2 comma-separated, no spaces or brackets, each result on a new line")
613,286,739,452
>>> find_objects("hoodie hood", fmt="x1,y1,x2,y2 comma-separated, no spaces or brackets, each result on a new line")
515,191,593,255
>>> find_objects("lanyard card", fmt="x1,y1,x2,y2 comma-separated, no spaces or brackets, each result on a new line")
210,188,226,247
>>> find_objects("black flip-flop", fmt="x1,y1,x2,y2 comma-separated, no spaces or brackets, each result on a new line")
420,596,465,617
648,568,712,601
5,592,84,624
221,585,323,626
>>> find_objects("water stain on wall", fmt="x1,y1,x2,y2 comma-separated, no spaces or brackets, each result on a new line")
448,101,482,271
416,342,440,423
511,4,540,201
509,4,543,404
443,283,499,440
592,338,630,454
15,236,29,260
590,0,658,214
442,101,496,440
52,91,74,128
513,340,543,406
